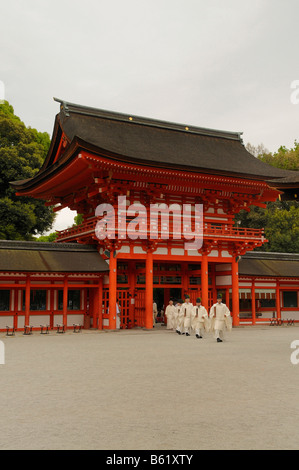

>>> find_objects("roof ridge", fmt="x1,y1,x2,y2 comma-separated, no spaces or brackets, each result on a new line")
0,240,98,252
53,97,243,142
242,251,299,260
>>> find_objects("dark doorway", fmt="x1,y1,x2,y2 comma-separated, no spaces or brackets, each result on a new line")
153,288,182,312
153,288,164,313
169,288,182,304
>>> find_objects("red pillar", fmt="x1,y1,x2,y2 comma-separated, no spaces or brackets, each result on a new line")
201,253,209,311
225,288,230,309
109,252,117,329
63,276,68,329
251,282,256,325
145,250,153,329
276,281,281,322
128,261,136,327
232,257,240,326
24,275,30,327
14,281,19,330
98,277,103,330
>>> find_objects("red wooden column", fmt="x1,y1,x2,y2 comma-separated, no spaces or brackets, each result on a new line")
97,276,103,330
128,261,136,326
24,274,31,328
63,275,68,329
225,288,230,309
231,256,240,326
201,252,209,311
276,281,281,322
251,282,256,325
13,287,18,330
145,248,153,329
109,251,117,329
49,281,55,330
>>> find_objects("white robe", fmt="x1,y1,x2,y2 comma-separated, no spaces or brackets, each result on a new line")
176,306,185,332
191,305,209,332
153,302,158,324
165,305,176,329
181,302,193,331
173,305,181,330
209,302,231,335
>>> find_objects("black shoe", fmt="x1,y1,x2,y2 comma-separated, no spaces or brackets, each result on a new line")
196,334,200,338
217,338,222,342
186,333,190,336
199,336,203,339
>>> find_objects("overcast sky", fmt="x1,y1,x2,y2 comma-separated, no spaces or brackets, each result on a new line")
1,0,299,233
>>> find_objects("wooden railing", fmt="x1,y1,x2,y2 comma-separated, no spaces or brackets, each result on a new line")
55,217,265,243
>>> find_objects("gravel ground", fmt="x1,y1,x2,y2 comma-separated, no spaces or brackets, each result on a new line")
0,325,299,450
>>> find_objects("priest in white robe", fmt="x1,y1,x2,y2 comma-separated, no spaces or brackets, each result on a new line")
209,293,232,342
165,299,176,330
181,295,193,336
191,297,209,338
175,299,183,334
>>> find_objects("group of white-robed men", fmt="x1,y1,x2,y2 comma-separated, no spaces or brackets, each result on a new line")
164,294,232,342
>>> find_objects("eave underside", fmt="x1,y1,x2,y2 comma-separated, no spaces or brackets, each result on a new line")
11,148,280,207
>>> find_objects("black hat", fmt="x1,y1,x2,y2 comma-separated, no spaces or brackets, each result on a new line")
185,294,190,299
217,293,222,299
196,298,201,303
179,299,184,304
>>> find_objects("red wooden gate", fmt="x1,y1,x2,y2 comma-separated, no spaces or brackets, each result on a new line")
135,288,145,327
117,289,130,328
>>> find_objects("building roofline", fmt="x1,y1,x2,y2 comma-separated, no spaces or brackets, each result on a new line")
53,97,244,142
241,251,299,261
0,240,98,252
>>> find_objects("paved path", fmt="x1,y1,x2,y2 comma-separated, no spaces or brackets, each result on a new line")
0,325,299,450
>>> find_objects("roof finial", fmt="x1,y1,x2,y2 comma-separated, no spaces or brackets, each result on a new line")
53,97,69,116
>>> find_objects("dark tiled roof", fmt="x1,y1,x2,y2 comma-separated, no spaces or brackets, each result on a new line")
269,173,299,185
0,240,108,273
51,99,296,180
239,251,299,277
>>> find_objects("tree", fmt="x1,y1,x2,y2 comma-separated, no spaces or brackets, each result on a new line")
0,100,55,240
36,232,58,242
237,142,299,253
246,140,299,170
73,213,83,226
246,142,269,158
264,205,299,252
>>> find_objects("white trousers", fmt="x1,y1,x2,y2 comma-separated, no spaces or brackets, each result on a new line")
195,328,205,336
215,329,224,339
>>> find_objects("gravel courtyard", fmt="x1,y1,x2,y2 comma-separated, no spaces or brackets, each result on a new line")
0,325,298,450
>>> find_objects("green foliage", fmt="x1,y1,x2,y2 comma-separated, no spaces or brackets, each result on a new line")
237,142,299,253
257,141,299,171
36,232,58,242
246,140,299,170
264,205,299,252
0,100,55,240
237,202,299,253
73,213,83,226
